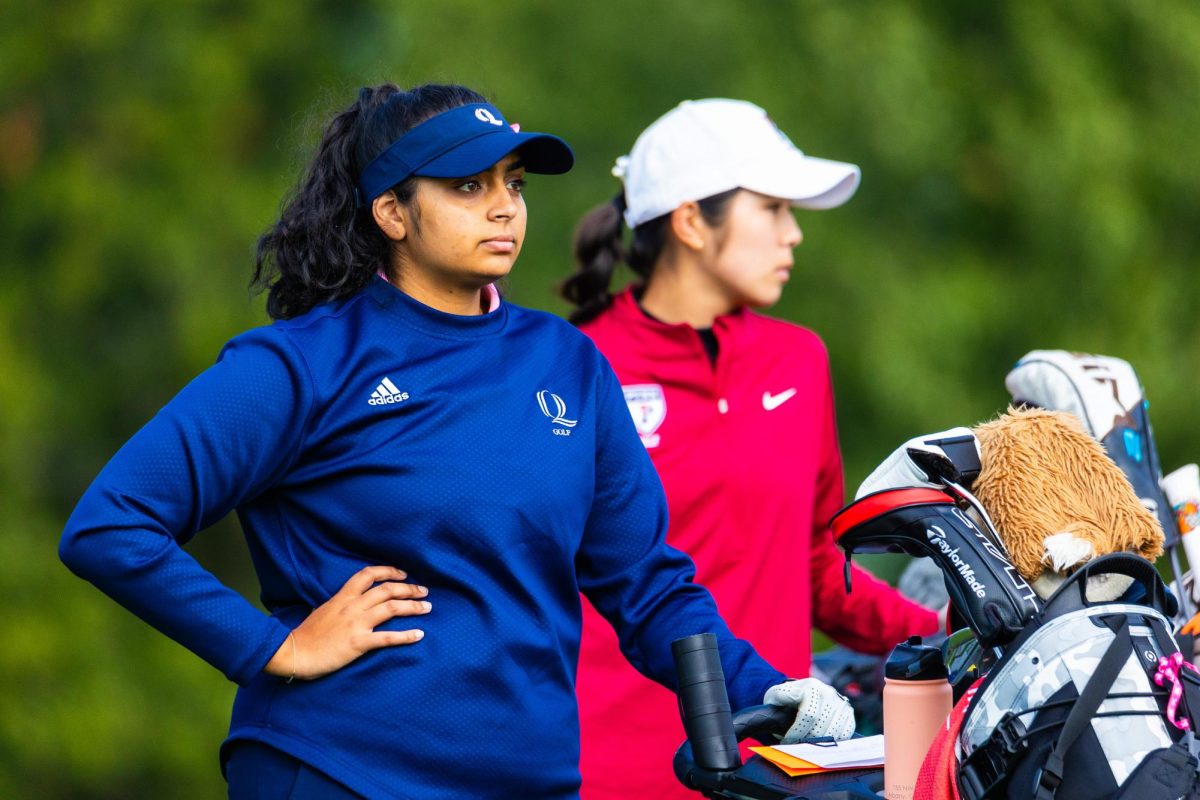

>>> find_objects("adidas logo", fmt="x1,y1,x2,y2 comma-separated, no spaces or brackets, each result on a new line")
369,377,409,406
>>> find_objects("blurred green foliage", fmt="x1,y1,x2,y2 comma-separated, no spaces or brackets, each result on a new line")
2,0,1198,795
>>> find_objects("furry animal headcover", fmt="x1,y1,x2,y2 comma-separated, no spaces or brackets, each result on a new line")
971,406,1164,599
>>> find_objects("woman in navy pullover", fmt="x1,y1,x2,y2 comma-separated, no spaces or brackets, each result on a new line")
59,83,841,799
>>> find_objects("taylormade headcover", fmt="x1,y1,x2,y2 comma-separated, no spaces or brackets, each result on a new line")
763,679,856,743
856,427,982,499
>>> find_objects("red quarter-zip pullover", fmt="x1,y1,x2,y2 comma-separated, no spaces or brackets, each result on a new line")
575,288,937,799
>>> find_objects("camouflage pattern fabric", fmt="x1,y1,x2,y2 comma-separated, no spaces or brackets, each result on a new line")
959,605,1174,787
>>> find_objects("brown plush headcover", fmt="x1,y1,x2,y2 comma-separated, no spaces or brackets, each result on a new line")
971,406,1164,583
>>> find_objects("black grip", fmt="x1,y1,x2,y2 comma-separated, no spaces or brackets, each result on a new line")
672,633,741,772
731,703,794,745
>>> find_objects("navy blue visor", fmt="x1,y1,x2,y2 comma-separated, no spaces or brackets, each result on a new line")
357,103,574,204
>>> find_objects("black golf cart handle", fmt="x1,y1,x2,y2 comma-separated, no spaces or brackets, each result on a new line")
672,634,883,799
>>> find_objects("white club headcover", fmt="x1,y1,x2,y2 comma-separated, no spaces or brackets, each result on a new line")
764,678,856,744
1005,350,1144,440
855,427,980,499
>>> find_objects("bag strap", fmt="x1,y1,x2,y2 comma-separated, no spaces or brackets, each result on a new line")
1034,619,1132,800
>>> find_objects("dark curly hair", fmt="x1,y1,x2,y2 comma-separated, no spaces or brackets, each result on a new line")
252,83,488,320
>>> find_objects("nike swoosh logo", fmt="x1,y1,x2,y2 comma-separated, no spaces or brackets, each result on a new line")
762,388,797,411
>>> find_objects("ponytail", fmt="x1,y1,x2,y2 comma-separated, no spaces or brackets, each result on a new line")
561,188,739,326
562,193,628,325
253,83,488,320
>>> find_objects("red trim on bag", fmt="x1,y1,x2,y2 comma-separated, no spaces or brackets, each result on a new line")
831,488,954,541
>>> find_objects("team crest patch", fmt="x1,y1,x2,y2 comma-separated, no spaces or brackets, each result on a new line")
622,384,666,448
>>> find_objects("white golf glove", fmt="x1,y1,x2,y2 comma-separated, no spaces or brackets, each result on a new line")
764,678,856,744
855,427,980,499
1005,350,1143,440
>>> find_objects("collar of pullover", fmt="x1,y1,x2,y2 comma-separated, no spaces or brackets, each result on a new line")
366,278,509,339
613,287,747,348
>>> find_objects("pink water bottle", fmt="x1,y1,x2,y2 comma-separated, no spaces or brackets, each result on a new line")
883,635,953,800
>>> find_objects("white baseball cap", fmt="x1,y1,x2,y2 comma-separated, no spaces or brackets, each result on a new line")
613,98,861,228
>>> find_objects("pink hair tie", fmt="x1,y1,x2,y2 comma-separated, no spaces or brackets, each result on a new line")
1153,651,1197,730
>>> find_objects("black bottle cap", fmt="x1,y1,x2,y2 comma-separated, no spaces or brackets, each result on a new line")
885,635,949,681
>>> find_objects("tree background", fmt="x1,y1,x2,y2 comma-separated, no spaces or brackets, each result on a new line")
2,1,1197,795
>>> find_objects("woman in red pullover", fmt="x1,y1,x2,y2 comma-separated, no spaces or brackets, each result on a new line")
562,98,941,799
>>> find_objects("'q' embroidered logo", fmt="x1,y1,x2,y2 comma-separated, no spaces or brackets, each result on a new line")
536,390,577,427
475,108,504,126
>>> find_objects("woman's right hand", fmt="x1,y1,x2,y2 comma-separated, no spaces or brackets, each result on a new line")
264,565,430,681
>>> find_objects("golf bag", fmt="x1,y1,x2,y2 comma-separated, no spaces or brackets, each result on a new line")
833,472,1200,798
957,552,1200,799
